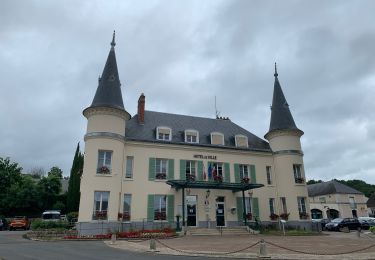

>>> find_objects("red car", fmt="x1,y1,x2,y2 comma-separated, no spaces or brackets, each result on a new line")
9,216,30,230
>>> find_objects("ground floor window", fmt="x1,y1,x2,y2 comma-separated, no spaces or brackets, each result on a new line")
245,197,252,220
93,191,109,220
154,195,167,220
298,197,308,219
122,194,132,221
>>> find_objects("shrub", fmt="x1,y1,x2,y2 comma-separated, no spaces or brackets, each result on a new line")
370,226,375,233
66,212,78,222
31,219,70,230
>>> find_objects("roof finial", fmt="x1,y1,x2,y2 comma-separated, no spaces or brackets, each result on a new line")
274,62,278,77
111,30,116,47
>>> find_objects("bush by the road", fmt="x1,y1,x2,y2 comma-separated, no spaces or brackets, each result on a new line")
31,219,70,230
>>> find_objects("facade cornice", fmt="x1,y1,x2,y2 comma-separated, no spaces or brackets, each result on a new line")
83,106,131,120
273,149,304,156
264,128,304,140
124,140,273,157
85,132,126,143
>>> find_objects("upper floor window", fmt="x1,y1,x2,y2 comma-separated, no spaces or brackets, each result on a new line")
239,164,249,183
97,150,112,174
266,166,272,185
293,164,304,183
210,132,224,145
156,127,172,141
185,160,196,181
155,158,168,180
235,134,248,148
185,130,199,144
125,156,134,179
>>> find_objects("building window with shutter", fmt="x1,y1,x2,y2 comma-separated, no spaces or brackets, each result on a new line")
239,164,250,183
97,150,112,174
155,159,168,180
293,164,304,183
269,198,275,215
245,197,253,220
212,162,224,182
298,197,308,219
185,160,196,181
93,191,110,220
125,156,133,179
154,195,167,220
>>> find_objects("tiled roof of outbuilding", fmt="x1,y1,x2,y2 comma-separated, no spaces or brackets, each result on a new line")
307,180,363,197
126,111,271,152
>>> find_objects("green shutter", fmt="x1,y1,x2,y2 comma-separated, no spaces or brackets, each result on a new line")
250,165,256,184
252,197,259,218
147,194,154,221
180,160,186,180
224,163,230,182
167,195,175,222
234,163,240,183
237,197,244,221
148,158,156,181
197,161,203,181
168,159,174,180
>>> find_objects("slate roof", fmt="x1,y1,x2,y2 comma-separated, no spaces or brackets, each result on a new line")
367,193,375,208
266,65,302,137
88,31,125,111
307,180,363,197
126,110,271,152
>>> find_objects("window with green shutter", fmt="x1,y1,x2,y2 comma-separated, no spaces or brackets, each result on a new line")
252,197,259,218
234,163,240,183
250,165,256,184
197,161,203,181
148,158,156,181
167,195,175,222
147,194,154,220
180,160,186,180
168,159,174,179
236,197,244,221
224,163,230,182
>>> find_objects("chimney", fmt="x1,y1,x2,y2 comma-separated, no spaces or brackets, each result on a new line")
138,93,145,125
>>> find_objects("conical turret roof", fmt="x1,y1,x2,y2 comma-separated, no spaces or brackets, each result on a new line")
89,31,125,111
265,64,303,138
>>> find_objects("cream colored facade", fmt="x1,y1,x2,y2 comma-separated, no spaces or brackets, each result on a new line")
78,36,311,234
309,193,368,219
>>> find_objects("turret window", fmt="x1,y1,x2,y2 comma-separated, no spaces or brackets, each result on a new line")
210,132,224,145
97,150,112,174
235,135,248,148
156,127,172,141
293,164,304,183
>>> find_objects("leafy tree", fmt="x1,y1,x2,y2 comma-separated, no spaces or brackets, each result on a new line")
306,179,323,185
38,175,62,210
67,143,83,213
28,167,45,179
48,166,63,178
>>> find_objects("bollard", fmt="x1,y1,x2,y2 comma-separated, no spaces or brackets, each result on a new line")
110,233,116,245
150,239,156,251
258,239,270,258
357,228,361,238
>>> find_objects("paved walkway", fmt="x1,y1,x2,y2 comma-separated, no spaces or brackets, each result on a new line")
106,231,375,259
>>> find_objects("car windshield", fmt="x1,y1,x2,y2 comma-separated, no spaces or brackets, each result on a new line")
332,218,343,223
43,213,60,220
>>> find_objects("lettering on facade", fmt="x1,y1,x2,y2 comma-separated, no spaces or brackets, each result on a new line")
193,154,217,160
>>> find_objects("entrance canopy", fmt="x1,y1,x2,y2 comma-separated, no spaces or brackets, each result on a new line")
166,180,264,192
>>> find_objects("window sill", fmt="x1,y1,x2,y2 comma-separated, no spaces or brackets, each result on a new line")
266,184,275,187
154,179,167,182
96,174,113,177
153,220,169,222
294,183,306,186
124,178,134,181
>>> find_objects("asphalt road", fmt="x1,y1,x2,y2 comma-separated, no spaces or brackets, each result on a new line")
0,231,222,260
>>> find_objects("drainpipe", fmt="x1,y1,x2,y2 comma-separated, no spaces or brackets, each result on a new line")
242,190,247,226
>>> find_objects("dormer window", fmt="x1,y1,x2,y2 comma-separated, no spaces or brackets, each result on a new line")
210,132,224,145
185,130,199,144
156,127,172,141
235,134,248,148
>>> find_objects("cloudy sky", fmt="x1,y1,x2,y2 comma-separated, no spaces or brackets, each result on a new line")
1,0,375,184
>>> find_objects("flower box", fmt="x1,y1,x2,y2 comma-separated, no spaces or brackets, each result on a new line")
97,166,110,174
299,212,309,219
246,212,253,220
156,172,166,180
269,213,279,220
154,212,166,220
213,175,223,182
280,213,290,220
295,177,305,184
186,173,196,181
241,177,250,184
94,211,107,220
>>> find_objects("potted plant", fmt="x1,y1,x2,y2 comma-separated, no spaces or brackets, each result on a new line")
97,165,110,174
156,172,166,180
95,211,107,220
280,212,290,220
186,173,196,181
295,177,304,184
123,212,130,221
246,212,253,220
214,175,223,182
299,212,309,219
269,213,279,221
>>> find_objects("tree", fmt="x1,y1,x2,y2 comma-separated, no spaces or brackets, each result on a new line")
38,175,62,210
48,166,63,178
306,179,323,185
67,143,84,213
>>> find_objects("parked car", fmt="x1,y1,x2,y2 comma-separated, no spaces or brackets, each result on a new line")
325,218,361,231
9,216,30,231
42,210,61,221
359,219,375,230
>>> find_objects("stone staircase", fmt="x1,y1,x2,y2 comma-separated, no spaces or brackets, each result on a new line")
188,226,251,236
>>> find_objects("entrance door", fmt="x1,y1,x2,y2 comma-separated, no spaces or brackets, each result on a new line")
216,196,225,227
186,195,197,227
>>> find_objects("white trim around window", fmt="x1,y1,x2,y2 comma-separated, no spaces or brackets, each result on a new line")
156,126,172,141
184,129,199,144
210,132,224,145
234,134,248,148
